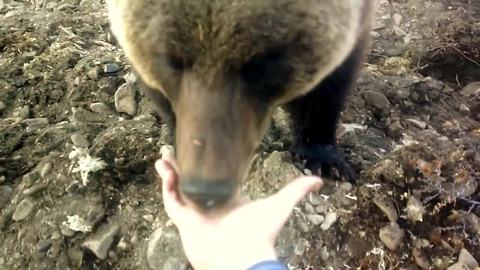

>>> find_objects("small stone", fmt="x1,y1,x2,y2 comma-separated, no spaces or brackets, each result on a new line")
297,220,310,233
114,83,137,116
13,198,35,221
22,171,39,187
293,239,307,256
392,13,403,25
160,145,176,160
82,222,120,260
387,121,406,139
23,183,47,196
457,248,478,269
372,20,386,30
406,119,427,129
85,205,106,228
304,203,315,214
67,246,84,268
370,31,381,38
90,102,114,115
36,240,52,253
22,118,49,127
320,246,330,261
13,105,30,119
70,133,89,148
393,25,407,37
0,101,6,112
461,82,480,97
340,182,353,192
406,196,425,222
103,63,121,74
459,104,470,115
147,228,185,270
51,231,62,240
321,212,338,231
87,67,100,80
379,222,405,251
117,237,129,250
412,248,430,269
0,186,13,208
61,226,76,237
0,175,5,183
315,204,328,214
373,196,398,222
447,262,469,270
40,162,52,178
306,214,325,226
363,90,391,110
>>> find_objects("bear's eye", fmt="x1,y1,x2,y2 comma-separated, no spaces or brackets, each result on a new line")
240,48,293,100
166,53,186,71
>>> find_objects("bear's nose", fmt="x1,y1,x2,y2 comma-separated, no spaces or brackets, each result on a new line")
180,179,235,209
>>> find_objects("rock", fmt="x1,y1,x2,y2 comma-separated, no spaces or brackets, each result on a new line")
293,239,307,256
340,182,353,192
457,249,478,269
23,183,47,196
70,133,89,148
90,102,114,115
406,119,427,129
393,25,407,37
0,101,6,112
373,196,398,222
363,90,391,110
320,246,330,261
447,262,470,270
387,121,405,139
13,198,35,221
412,248,430,269
321,212,338,231
392,13,403,25
40,162,52,178
60,226,76,237
379,222,404,251
67,246,84,268
85,205,106,228
0,175,5,183
103,63,121,74
0,186,13,208
13,105,30,119
22,118,49,127
82,222,120,260
459,104,470,115
147,227,186,270
461,82,480,97
406,196,425,222
304,203,315,214
306,214,325,226
36,240,52,253
115,83,137,116
87,67,100,80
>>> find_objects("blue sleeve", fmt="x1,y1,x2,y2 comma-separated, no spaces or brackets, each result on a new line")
246,260,288,270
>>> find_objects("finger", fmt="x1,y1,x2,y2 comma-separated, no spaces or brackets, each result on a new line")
273,176,323,209
155,159,187,222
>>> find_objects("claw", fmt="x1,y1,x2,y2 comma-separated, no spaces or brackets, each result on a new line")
295,144,357,182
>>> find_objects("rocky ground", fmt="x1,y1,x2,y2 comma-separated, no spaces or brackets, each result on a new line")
0,0,479,269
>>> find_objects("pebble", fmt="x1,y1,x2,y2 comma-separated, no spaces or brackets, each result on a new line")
0,101,5,112
13,105,30,119
387,121,405,139
82,222,120,260
51,231,62,240
36,240,52,253
103,63,121,74
87,67,100,80
373,196,398,222
61,226,76,237
320,246,330,261
447,262,469,270
406,196,425,222
363,90,391,110
406,119,427,129
40,162,52,178
459,104,470,115
293,239,307,256
379,222,404,250
412,248,430,269
304,203,315,214
393,25,407,37
115,83,137,116
90,102,114,115
306,214,325,226
0,186,13,208
23,183,47,196
461,81,480,96
392,13,403,25
12,198,35,221
147,227,185,270
22,171,39,187
321,212,338,231
67,246,84,268
22,118,49,127
340,182,353,192
315,204,328,214
70,133,89,148
0,175,5,183
85,205,106,228
458,248,478,269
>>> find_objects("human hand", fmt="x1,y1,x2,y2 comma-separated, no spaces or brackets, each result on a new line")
155,157,324,270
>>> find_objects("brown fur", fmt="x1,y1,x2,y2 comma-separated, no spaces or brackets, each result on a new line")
107,0,376,207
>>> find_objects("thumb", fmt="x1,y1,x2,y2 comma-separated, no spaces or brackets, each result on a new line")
270,176,323,214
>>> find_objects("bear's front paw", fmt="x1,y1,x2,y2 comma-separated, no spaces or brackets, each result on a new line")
295,144,357,182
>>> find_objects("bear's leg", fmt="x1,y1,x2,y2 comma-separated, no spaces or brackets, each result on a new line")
285,41,367,182
137,80,176,144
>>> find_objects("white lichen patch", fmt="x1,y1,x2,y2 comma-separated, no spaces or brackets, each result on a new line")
62,215,92,233
69,146,106,186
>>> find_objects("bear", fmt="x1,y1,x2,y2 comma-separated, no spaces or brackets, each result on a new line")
106,0,376,209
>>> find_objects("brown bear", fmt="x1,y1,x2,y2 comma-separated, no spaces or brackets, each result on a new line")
106,0,376,209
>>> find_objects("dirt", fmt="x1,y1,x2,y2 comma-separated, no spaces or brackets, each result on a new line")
0,0,479,269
